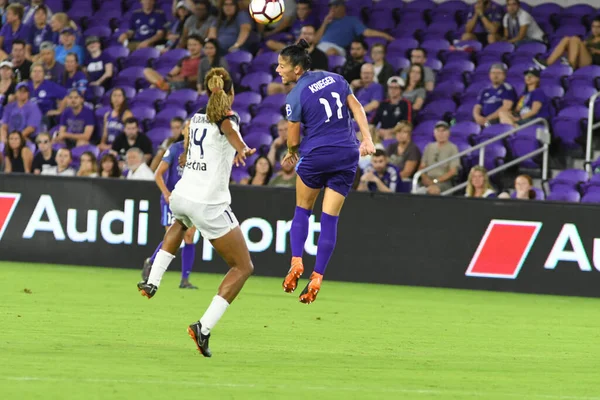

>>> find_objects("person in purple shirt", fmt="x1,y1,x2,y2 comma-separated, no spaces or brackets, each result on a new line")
83,36,113,89
118,0,166,51
357,149,399,193
60,53,87,94
0,81,41,141
473,63,517,126
351,63,384,120
277,40,375,303
500,67,551,127
461,0,503,45
141,138,199,290
28,62,67,117
54,88,95,147
0,3,29,59
26,5,52,58
291,0,319,39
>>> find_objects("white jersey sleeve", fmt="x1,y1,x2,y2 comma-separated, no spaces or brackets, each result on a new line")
172,109,239,205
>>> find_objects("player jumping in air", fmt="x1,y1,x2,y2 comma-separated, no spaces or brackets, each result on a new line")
278,39,376,304
141,131,198,289
137,67,256,357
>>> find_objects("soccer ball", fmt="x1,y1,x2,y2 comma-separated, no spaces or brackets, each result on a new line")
249,0,285,25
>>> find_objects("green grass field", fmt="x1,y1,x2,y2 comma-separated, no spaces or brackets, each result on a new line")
2,262,600,400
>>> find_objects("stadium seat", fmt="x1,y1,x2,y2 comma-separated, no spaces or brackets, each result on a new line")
546,189,581,202
131,88,167,109
123,47,161,69
240,72,273,96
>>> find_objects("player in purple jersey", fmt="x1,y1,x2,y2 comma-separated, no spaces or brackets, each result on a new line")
277,39,375,304
141,138,198,289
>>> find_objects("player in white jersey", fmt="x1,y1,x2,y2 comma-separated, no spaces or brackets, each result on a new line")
137,67,256,357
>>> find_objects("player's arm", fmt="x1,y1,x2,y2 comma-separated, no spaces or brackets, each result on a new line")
154,160,171,201
286,121,301,153
179,121,190,166
221,118,256,166
347,93,374,146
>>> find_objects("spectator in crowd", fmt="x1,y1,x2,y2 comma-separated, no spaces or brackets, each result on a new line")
49,12,80,46
352,63,384,119
119,0,166,51
340,39,366,84
465,166,496,198
268,158,297,188
498,174,537,199
111,117,153,162
26,5,52,59
32,131,56,174
28,62,67,119
357,149,398,193
125,146,154,180
371,76,412,140
371,44,395,90
76,150,98,177
164,0,192,50
500,67,550,127
256,0,296,39
39,41,63,83
290,0,319,40
266,119,287,167
143,34,202,91
502,0,544,45
0,60,15,108
314,0,393,57
0,1,7,25
418,121,460,194
99,88,133,151
402,64,427,112
60,53,87,94
11,39,31,82
240,155,272,185
206,0,257,55
461,0,503,45
473,63,517,126
99,152,122,178
84,36,113,89
196,38,228,94
179,0,215,49
150,116,184,171
534,17,600,70
3,130,32,172
54,89,95,147
1,82,41,141
400,48,435,91
41,147,75,176
23,0,51,26
55,27,84,65
0,4,28,60
386,121,421,179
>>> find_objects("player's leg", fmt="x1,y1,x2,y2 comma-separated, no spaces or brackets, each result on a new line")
143,67,170,91
179,227,198,289
141,201,171,280
283,172,321,293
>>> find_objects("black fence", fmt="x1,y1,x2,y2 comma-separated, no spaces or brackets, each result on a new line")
2,174,600,297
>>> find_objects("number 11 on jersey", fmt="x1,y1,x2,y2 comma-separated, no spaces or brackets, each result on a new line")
319,91,343,123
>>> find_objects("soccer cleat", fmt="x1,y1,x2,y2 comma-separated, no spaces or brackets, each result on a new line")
282,257,304,293
299,272,323,304
179,280,198,289
187,322,212,357
141,257,152,281
137,280,157,299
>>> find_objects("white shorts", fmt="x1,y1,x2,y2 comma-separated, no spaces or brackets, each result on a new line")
316,41,346,57
169,193,239,240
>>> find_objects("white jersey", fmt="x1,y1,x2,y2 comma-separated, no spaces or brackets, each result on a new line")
173,108,238,205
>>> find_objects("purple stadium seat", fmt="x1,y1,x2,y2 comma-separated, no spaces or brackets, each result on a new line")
466,142,506,171
451,121,481,140
420,39,451,58
413,137,432,153
465,79,490,96
427,81,465,102
507,62,537,79
561,83,598,108
404,0,435,13
225,51,253,75
71,144,99,166
237,110,251,134
243,133,273,151
412,120,438,139
454,102,477,122
507,136,542,168
512,122,546,139
541,83,565,99
477,124,513,142
424,58,443,72
250,111,283,130
581,192,600,203
154,49,190,70
552,106,589,149
546,189,581,203
240,72,273,96
113,67,145,88
481,42,515,56
388,56,410,71
436,70,464,85
328,55,345,72
390,22,427,39
561,4,596,20
552,25,587,40
442,60,475,74
235,91,262,114
83,26,112,41
189,94,209,113
532,3,563,19
442,51,475,65
130,105,156,123
46,0,64,12
256,93,286,114
505,76,525,95
131,88,167,108
145,128,171,148
123,47,161,69
551,169,588,185
541,63,573,86
417,99,456,122
248,51,279,74
387,38,419,58
568,65,600,87
105,46,130,63
164,89,198,110
367,11,396,31
514,41,547,55
231,166,250,183
153,107,188,128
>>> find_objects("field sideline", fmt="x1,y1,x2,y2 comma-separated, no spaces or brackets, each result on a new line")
1,262,600,400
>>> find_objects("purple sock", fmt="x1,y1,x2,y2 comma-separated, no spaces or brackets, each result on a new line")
181,243,195,280
149,241,163,263
314,212,338,276
290,206,311,258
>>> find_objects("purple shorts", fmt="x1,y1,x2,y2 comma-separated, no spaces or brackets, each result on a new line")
295,146,359,197
160,197,174,227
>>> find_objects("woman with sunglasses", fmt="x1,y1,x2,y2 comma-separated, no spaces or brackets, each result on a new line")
31,131,56,174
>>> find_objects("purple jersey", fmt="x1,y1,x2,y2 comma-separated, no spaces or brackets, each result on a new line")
0,22,29,53
285,71,359,157
129,9,167,42
28,79,68,115
85,52,111,83
105,111,125,144
1,100,41,134
477,82,517,117
161,140,185,195
28,24,53,55
60,106,95,136
517,87,551,120
62,70,88,93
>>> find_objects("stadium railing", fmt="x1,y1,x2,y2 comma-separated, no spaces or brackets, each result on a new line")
584,91,600,177
411,118,551,195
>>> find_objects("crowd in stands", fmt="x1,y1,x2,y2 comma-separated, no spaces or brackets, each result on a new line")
0,0,600,202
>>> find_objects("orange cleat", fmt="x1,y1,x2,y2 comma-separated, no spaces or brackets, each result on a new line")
299,272,323,304
282,257,304,293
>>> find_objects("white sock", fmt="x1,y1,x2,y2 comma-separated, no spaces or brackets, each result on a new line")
199,295,230,335
147,250,175,287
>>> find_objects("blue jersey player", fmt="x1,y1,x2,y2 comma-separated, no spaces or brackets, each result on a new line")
277,39,376,304
141,139,198,289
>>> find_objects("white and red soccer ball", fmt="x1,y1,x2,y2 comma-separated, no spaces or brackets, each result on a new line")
249,0,285,25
